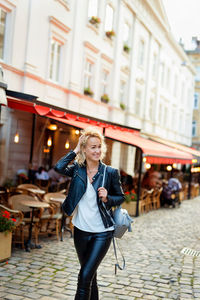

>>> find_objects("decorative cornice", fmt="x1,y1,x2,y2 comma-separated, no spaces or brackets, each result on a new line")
83,41,99,54
101,53,113,64
49,16,71,34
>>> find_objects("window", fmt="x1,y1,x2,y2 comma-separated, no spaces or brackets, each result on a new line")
135,90,141,115
149,98,154,120
49,40,61,82
119,80,126,104
179,113,183,133
101,69,109,95
104,4,114,32
181,82,185,104
192,120,197,137
195,66,200,81
138,40,145,67
160,63,165,87
123,23,130,43
166,67,170,89
173,74,178,97
152,54,157,79
0,8,7,60
158,103,162,124
88,0,98,18
163,106,168,127
84,60,94,89
194,92,199,109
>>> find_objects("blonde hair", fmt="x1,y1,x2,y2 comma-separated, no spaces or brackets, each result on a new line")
76,127,107,166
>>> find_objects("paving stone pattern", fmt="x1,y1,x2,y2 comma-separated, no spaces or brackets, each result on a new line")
1,198,200,299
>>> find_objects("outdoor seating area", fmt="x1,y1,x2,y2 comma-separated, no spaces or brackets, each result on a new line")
121,169,200,216
0,181,72,257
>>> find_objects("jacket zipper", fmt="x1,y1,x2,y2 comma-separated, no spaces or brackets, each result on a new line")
77,173,87,187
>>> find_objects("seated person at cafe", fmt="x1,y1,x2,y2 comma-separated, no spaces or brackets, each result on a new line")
120,170,134,192
35,167,49,180
161,174,182,207
142,169,162,190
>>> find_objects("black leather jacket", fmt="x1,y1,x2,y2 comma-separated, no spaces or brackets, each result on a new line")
55,150,125,229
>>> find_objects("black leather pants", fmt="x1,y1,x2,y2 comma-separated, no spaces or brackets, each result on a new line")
74,226,113,300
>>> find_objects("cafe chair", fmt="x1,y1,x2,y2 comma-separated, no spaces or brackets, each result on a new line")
140,189,153,214
152,187,163,210
42,193,64,240
35,179,51,193
7,194,50,246
0,186,9,206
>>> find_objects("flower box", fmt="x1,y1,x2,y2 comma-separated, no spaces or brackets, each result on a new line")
105,30,115,39
0,232,12,262
122,201,141,216
101,94,110,103
84,87,94,97
123,44,130,54
89,16,100,26
120,102,126,110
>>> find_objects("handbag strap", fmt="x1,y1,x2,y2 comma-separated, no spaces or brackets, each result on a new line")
113,237,126,275
101,165,126,274
102,165,107,187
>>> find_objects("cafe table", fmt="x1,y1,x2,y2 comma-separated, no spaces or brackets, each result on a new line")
18,199,49,252
27,188,46,195
49,193,73,240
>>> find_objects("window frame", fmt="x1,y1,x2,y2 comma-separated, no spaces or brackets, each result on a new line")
88,0,98,19
83,59,94,90
192,120,197,137
194,92,199,109
104,3,114,32
49,38,62,82
101,69,109,96
138,39,145,68
0,7,8,62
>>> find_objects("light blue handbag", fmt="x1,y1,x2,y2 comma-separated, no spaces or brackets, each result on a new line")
101,165,134,273
102,166,134,239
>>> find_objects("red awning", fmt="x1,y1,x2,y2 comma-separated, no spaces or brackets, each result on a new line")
7,98,103,132
148,136,200,159
105,128,193,164
7,97,193,164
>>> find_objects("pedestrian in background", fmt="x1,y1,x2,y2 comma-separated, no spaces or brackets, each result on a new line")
55,127,124,300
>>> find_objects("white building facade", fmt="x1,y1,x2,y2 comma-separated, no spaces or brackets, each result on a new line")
0,0,195,182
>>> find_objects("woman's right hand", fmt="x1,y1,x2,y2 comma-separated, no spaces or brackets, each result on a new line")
74,135,84,154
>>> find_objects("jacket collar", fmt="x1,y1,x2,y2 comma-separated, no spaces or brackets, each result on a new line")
77,161,106,188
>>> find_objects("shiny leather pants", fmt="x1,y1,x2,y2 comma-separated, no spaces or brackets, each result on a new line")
74,227,113,300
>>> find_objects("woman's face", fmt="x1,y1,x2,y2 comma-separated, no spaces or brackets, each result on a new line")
84,137,101,162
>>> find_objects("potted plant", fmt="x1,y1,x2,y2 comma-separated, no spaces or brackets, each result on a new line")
84,87,94,97
0,209,16,261
120,102,126,110
89,16,101,26
105,30,115,39
101,93,110,103
122,189,138,216
123,44,130,54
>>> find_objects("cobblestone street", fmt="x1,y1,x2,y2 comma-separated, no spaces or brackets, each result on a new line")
1,198,200,300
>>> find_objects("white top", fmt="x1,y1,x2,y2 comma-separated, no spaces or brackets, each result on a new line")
72,176,114,233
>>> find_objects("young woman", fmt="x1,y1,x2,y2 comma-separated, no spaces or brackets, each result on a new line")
55,127,124,300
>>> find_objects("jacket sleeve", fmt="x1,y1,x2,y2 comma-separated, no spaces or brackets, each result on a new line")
106,168,125,209
54,150,77,177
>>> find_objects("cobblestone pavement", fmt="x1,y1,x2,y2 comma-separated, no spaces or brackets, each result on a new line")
1,198,200,300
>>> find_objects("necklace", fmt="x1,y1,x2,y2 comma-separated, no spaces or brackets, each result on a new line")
87,168,98,174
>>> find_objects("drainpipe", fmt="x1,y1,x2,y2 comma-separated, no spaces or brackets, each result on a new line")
28,113,36,181
188,165,192,199
136,148,143,217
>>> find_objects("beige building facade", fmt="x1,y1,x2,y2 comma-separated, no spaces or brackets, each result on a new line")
186,38,200,150
0,0,195,183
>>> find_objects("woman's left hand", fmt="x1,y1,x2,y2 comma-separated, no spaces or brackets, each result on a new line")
98,187,108,202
